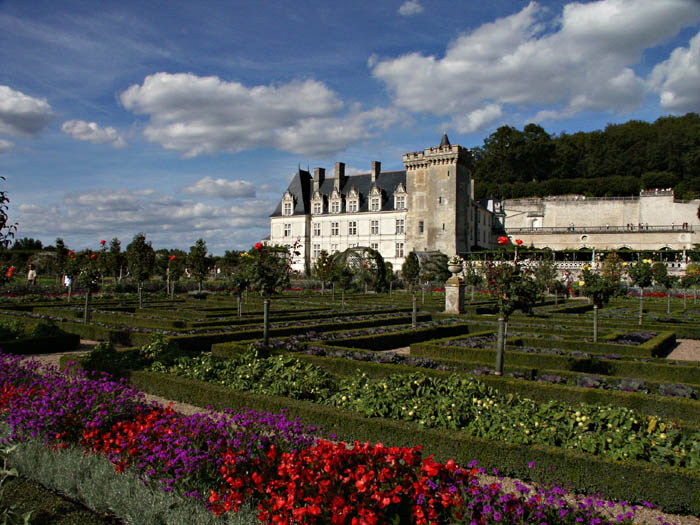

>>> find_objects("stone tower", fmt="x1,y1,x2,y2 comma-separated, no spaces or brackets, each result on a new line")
403,134,473,256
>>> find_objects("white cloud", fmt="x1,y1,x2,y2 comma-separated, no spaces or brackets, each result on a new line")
17,188,276,252
0,139,13,153
120,72,393,158
373,0,700,131
181,177,256,199
399,1,424,17
452,104,503,133
650,30,700,113
61,119,126,148
0,85,53,137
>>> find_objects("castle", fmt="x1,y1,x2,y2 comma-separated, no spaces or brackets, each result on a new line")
269,135,700,274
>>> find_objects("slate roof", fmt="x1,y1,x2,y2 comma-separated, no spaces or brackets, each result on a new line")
270,169,407,217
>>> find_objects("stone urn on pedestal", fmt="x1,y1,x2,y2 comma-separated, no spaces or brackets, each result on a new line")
444,256,466,314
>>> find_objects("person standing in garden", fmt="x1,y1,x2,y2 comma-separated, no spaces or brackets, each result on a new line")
26,265,36,286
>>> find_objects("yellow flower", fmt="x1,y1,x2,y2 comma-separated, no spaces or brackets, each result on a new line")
643,259,652,264
578,281,585,286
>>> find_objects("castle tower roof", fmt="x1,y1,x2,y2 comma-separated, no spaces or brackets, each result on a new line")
440,133,451,147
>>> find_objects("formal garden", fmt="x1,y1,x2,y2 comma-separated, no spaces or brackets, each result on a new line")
1,233,700,524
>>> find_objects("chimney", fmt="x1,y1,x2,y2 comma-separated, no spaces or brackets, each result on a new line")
371,161,381,184
313,167,325,192
334,162,345,191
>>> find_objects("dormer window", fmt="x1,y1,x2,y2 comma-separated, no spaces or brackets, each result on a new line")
347,188,359,213
282,191,295,216
394,183,407,210
330,189,342,214
369,186,382,211
311,190,324,215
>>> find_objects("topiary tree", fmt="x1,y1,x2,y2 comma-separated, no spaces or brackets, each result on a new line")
107,237,124,283
651,262,677,315
463,260,483,303
228,263,250,318
482,259,538,375
684,263,700,305
533,257,560,304
245,242,295,346
74,249,101,323
312,250,334,294
402,251,420,328
580,267,618,342
125,233,156,308
187,238,209,292
627,260,654,326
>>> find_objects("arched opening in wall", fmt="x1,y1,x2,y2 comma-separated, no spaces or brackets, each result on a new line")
530,218,541,229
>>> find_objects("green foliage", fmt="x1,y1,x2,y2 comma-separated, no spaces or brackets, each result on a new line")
0,176,17,251
312,250,335,287
482,260,539,317
651,262,676,289
627,260,654,288
580,268,618,308
242,244,292,298
139,332,181,365
419,251,450,285
125,233,155,284
0,321,22,341
187,238,210,288
401,251,420,290
462,260,483,288
533,258,558,294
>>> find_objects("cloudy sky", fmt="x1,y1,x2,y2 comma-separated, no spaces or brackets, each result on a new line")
1,0,699,254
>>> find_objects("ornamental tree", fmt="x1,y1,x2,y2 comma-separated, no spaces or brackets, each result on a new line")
312,249,334,294
106,237,124,282
244,242,295,346
627,260,654,326
187,238,210,292
482,259,538,374
580,267,618,342
125,233,156,308
402,251,420,327
684,263,700,304
652,262,677,315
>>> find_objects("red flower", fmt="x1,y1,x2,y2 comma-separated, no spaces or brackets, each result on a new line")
254,242,263,250
497,236,508,245
90,254,97,259
515,239,523,246
100,239,106,245
169,255,176,261
68,250,74,256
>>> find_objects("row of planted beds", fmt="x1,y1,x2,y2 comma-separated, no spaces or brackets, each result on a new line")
1,292,700,519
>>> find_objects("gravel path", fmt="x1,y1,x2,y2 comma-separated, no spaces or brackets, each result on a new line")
20,342,700,524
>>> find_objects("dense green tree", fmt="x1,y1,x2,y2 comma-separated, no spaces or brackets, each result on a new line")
125,233,155,308
312,250,334,293
627,260,654,326
187,238,210,291
11,237,42,251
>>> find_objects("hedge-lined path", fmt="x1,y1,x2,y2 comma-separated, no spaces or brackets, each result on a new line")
17,344,700,525
668,339,700,361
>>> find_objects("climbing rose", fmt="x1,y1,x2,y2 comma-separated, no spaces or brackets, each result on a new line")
497,236,508,245
90,254,97,259
169,255,176,261
254,243,263,250
100,239,106,245
515,239,523,245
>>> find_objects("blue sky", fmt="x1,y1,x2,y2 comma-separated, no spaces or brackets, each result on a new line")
1,0,699,254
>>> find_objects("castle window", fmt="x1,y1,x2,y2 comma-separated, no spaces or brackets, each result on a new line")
313,202,322,214
419,221,424,233
370,220,379,235
395,242,404,258
331,201,340,213
370,198,380,211
313,244,321,258
331,222,339,236
284,223,291,237
396,219,405,234
438,196,443,205
348,221,357,235
348,200,358,212
395,195,406,209
283,202,293,215
313,223,321,237
370,242,379,250
331,244,339,253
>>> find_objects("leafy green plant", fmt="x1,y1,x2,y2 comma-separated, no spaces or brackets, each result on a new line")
1,444,33,525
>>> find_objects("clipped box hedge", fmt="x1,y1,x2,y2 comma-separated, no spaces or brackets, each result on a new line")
329,321,473,351
0,333,80,355
127,369,700,515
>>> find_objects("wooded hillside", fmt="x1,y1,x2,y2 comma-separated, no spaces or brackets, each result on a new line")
473,113,700,200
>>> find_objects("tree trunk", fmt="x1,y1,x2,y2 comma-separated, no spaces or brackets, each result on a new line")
389,282,392,296
263,298,270,347
245,289,248,304
638,287,643,326
83,291,91,323
321,282,325,295
411,293,417,328
495,315,506,375
237,295,242,318
332,282,335,301
593,304,599,343
67,284,72,303
684,288,687,311
341,287,345,310
554,290,558,306
138,282,143,309
364,282,368,294
470,285,474,303
198,280,202,292
667,290,671,315
694,285,697,305
421,288,425,305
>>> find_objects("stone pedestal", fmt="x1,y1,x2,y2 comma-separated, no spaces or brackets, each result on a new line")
444,275,465,313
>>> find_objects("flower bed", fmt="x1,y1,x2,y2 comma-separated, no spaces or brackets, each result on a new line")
0,351,650,524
